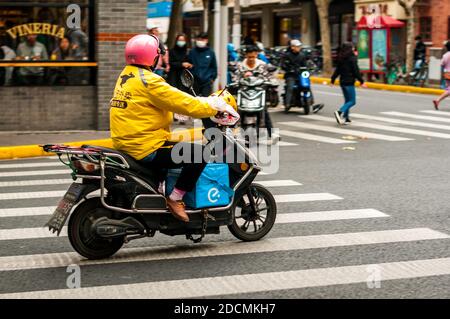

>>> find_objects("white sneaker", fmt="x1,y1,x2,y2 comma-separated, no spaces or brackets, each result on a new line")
334,111,344,125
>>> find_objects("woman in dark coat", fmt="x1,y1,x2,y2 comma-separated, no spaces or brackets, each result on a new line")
167,33,191,91
167,33,192,124
331,42,367,125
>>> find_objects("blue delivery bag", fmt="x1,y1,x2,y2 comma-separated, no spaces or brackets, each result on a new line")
165,163,234,209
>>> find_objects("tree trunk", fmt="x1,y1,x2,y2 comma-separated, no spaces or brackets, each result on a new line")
167,0,183,49
232,0,241,49
202,0,209,32
314,0,332,76
397,0,418,72
405,9,417,72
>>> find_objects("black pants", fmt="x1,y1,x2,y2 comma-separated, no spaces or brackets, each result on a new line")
194,81,213,97
285,77,296,107
140,142,209,192
264,109,273,137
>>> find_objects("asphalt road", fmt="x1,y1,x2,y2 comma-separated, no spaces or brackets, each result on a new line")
1,85,450,299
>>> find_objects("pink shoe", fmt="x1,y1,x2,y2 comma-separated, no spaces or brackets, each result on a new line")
433,100,439,110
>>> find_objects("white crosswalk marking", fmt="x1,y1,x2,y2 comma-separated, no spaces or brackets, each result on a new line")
0,162,62,169
3,255,450,298
256,180,302,187
307,115,450,139
280,129,356,144
0,206,56,218
280,121,412,141
351,113,450,131
381,111,450,123
274,193,342,202
0,179,72,188
0,228,445,272
275,208,389,223
420,110,450,117
0,226,64,240
0,169,70,177
257,140,298,146
0,191,66,200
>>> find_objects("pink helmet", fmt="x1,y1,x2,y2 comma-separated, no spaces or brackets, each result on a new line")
125,34,160,67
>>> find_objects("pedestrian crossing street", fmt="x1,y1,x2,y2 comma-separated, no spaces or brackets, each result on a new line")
267,109,450,146
0,154,449,298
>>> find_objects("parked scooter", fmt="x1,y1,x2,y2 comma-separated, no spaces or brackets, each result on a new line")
408,59,429,87
283,66,324,114
41,70,276,260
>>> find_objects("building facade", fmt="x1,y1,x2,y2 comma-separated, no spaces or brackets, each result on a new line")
0,0,148,131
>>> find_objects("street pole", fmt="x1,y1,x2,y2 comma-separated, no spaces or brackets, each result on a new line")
213,0,221,91
219,0,229,89
232,0,241,50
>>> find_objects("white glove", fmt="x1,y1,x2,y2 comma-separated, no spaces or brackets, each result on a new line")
210,103,240,126
174,113,190,122
199,96,229,112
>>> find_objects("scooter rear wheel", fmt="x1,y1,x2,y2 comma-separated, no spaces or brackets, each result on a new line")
68,198,124,260
228,183,276,241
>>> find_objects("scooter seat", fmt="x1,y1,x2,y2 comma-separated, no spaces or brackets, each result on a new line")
81,145,160,188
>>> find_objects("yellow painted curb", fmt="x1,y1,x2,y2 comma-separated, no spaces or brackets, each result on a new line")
0,128,203,160
310,76,445,95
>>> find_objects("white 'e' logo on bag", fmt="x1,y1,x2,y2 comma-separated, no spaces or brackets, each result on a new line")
208,188,220,203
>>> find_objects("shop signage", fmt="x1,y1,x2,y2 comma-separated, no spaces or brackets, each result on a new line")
147,1,172,18
354,1,407,21
6,23,65,39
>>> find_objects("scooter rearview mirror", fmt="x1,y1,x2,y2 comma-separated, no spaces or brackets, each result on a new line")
181,69,194,90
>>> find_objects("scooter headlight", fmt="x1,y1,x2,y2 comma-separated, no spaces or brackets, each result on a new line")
301,71,310,78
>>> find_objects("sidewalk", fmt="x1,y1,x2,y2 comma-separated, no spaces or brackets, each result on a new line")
0,123,200,160
0,130,111,147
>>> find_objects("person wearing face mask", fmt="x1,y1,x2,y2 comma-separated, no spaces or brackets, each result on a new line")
187,32,217,97
168,33,192,124
168,33,191,91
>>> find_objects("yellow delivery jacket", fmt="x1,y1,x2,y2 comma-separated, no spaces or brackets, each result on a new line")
110,65,217,160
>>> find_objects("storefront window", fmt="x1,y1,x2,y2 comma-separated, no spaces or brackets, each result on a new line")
0,0,95,86
275,15,301,46
419,17,432,42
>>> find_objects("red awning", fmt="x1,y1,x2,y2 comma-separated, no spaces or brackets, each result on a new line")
357,15,405,29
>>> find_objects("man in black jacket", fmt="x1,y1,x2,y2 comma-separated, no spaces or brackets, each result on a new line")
281,39,306,109
414,35,426,69
187,32,218,97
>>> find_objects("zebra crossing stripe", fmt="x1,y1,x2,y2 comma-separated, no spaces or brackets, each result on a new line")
274,193,342,202
420,110,450,117
0,191,66,200
0,169,70,178
280,121,411,141
256,180,302,187
280,129,356,144
275,208,388,223
0,162,63,169
0,206,56,218
0,228,446,272
258,140,298,146
307,115,450,139
381,111,450,123
2,253,450,298
0,179,73,188
351,113,450,131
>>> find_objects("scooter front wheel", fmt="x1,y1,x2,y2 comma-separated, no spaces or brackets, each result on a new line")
228,183,277,241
